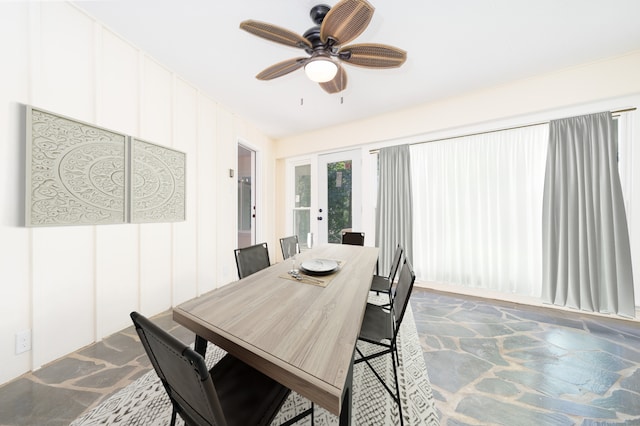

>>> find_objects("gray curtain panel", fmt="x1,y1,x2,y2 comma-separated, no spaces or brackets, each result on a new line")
542,112,635,317
375,144,413,276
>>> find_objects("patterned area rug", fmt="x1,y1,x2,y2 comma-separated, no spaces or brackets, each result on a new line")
72,299,439,425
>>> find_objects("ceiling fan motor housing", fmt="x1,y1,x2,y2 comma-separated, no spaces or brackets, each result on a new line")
303,27,326,53
310,4,330,24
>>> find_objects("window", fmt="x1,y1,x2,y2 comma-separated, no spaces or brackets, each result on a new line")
411,124,549,297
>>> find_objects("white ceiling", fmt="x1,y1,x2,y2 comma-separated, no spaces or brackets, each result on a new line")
72,0,640,139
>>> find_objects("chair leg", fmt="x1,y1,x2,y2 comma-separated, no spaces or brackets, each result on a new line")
170,406,177,426
393,337,400,367
390,343,404,426
356,345,404,426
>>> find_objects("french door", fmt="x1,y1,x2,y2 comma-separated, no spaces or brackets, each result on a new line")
317,150,362,244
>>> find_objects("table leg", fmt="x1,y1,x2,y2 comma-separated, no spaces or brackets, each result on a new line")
194,335,208,357
339,355,354,426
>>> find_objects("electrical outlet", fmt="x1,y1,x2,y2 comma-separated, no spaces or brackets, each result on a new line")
16,330,31,354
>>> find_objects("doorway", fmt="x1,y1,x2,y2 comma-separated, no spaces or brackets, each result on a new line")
237,144,256,248
317,150,362,244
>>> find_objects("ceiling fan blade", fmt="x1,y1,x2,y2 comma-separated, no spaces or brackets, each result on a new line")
240,20,312,49
320,0,374,46
319,64,348,94
339,43,407,68
256,57,308,80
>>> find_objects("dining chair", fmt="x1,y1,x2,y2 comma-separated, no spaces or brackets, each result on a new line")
234,242,270,279
341,231,365,246
354,258,416,426
370,244,403,305
130,311,313,426
279,235,300,260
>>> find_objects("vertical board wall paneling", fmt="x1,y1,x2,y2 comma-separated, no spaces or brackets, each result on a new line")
31,2,97,369
94,27,141,339
216,107,236,285
37,3,94,119
172,78,198,305
196,96,218,294
1,1,277,385
32,228,95,368
0,2,32,385
138,55,173,315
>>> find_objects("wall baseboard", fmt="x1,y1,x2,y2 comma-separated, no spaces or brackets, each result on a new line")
415,280,640,324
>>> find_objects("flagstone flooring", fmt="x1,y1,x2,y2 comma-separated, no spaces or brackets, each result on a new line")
411,289,640,426
0,287,639,425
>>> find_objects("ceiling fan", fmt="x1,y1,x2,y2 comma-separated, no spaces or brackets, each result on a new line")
239,0,407,94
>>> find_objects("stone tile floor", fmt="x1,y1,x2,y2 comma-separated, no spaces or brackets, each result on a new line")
0,287,639,425
412,289,640,425
0,311,189,426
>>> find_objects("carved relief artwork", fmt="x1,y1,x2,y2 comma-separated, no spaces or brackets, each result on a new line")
131,139,186,223
26,106,186,227
27,108,127,226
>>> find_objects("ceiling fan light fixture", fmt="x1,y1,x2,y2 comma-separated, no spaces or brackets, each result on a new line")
240,0,406,93
304,58,338,83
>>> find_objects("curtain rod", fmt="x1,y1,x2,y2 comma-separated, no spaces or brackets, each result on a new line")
369,107,637,154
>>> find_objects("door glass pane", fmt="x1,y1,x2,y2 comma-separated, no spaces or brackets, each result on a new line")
327,160,352,243
294,210,311,249
295,165,311,208
294,164,311,249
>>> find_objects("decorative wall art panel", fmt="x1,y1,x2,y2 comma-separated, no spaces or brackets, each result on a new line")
26,106,186,227
26,107,128,227
131,138,186,223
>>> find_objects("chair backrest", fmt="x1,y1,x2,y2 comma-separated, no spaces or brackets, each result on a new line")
392,259,416,333
234,242,270,279
341,231,365,246
387,244,404,282
279,235,299,260
130,311,225,425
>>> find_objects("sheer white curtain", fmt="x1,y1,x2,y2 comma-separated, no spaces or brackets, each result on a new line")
616,112,640,308
410,124,549,296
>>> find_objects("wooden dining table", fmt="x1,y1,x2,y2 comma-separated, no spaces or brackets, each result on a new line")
173,243,379,425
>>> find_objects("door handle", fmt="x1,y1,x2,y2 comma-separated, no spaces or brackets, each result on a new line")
317,216,323,221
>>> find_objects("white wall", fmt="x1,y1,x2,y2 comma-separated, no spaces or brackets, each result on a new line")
276,51,640,157
0,2,275,385
275,50,640,310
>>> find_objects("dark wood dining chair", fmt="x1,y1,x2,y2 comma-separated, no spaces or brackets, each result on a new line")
130,311,313,426
370,244,403,305
234,242,270,279
341,231,365,246
354,258,416,426
279,235,300,260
